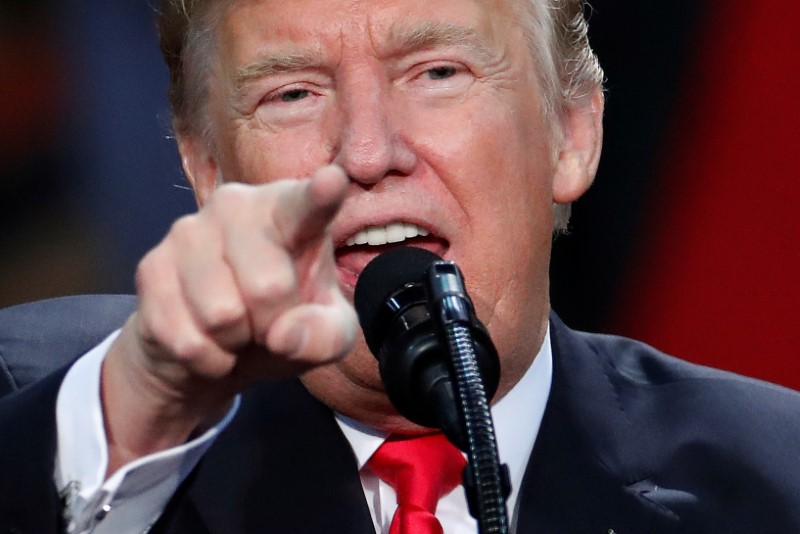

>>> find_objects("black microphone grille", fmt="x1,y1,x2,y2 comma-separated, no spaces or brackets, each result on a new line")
353,246,442,354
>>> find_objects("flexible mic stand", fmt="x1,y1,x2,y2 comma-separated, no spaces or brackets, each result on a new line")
424,261,510,534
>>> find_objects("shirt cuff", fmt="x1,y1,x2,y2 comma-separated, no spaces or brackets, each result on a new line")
55,329,240,534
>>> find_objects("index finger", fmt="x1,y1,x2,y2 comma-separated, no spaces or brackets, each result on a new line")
273,165,349,250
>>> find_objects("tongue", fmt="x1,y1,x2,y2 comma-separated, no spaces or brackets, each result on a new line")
335,237,448,290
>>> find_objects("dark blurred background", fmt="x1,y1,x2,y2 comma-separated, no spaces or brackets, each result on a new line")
2,1,798,388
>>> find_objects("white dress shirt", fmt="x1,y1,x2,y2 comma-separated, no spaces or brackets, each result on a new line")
55,331,240,534
55,328,552,533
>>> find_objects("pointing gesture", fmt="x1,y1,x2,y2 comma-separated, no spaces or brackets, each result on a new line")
102,166,358,471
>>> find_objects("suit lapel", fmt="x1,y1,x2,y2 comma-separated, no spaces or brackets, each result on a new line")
0,369,66,533
515,316,683,534
149,314,693,534
184,380,375,534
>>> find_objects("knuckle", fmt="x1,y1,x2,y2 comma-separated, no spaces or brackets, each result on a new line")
170,333,212,362
135,248,167,293
259,281,297,312
137,313,174,350
169,214,200,244
244,272,297,306
136,309,225,373
199,299,248,332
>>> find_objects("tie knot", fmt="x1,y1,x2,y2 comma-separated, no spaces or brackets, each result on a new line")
368,433,466,512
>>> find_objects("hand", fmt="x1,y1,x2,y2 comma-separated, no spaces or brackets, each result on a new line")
102,165,358,470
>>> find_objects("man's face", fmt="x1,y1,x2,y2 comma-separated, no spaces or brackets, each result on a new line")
187,0,598,430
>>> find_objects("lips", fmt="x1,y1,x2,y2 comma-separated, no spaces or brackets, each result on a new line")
334,221,448,291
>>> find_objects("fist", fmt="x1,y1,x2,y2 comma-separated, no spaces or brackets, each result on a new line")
115,165,358,407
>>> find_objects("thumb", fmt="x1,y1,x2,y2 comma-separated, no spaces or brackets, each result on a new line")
266,290,359,363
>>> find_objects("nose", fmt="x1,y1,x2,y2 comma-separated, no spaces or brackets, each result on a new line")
332,71,417,185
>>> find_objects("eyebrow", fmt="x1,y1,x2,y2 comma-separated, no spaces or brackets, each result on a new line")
234,21,495,91
383,20,495,62
235,49,322,91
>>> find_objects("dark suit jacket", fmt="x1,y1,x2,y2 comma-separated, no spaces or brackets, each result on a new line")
0,295,799,533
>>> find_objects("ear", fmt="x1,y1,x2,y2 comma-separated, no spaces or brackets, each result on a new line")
552,90,604,204
177,135,220,207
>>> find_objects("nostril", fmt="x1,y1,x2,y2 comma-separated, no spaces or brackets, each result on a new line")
335,146,394,185
333,120,417,185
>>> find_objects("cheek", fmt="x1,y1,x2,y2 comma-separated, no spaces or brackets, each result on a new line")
417,92,553,196
431,102,554,354
221,123,336,184
440,105,554,250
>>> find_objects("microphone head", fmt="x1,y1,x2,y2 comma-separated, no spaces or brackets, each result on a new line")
354,247,442,356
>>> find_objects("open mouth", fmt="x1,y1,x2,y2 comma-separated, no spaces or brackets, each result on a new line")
345,222,430,246
335,222,449,291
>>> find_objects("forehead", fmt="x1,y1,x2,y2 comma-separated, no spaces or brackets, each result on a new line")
217,0,523,62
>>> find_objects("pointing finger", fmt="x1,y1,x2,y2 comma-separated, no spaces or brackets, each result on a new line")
272,165,349,250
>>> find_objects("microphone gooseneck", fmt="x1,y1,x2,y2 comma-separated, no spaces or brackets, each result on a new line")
423,262,510,533
354,246,510,534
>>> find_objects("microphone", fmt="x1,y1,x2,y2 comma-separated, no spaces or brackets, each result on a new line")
353,246,500,446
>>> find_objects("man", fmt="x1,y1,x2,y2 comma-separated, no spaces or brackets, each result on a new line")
1,0,799,532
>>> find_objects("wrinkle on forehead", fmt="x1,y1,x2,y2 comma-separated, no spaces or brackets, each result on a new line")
232,20,500,92
224,0,519,93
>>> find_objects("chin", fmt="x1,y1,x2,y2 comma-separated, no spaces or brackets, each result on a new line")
300,348,439,434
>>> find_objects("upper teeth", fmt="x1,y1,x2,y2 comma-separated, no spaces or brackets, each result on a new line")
346,222,430,246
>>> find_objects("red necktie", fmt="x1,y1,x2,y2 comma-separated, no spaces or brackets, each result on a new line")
367,433,467,534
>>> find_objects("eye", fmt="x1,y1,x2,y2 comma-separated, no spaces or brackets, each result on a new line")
425,66,458,80
254,83,325,127
407,62,473,92
277,88,310,103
